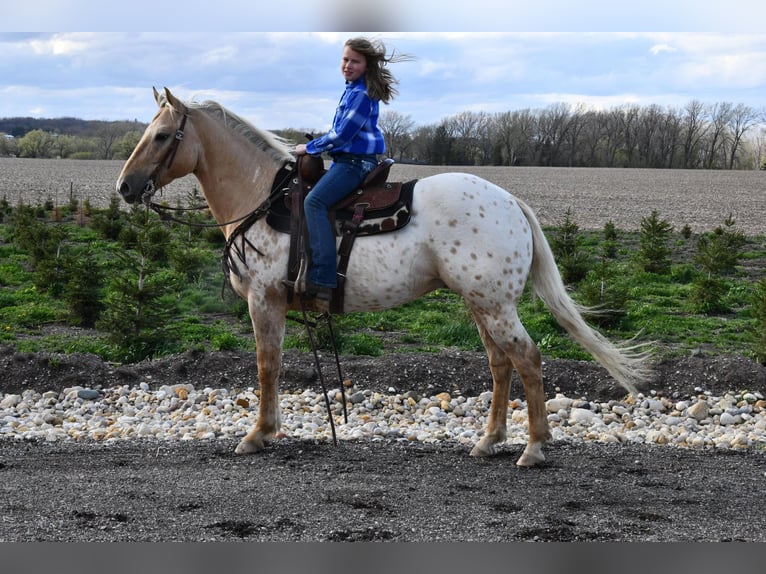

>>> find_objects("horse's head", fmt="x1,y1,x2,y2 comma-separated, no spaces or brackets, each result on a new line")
116,87,197,204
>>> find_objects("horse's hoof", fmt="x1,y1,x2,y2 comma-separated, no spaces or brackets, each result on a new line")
234,438,263,455
516,444,545,467
470,440,497,457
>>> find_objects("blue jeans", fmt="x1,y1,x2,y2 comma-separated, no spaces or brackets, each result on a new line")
304,154,377,288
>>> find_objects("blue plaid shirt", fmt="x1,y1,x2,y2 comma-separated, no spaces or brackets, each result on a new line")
306,77,386,156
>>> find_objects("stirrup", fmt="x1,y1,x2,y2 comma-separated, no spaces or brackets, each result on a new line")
282,279,332,306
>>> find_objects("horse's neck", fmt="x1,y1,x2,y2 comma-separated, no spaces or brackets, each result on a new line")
193,122,282,235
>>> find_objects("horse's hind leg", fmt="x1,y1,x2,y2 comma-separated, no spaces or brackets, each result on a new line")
470,315,550,467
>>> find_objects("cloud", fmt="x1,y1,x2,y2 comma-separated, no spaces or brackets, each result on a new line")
1,32,765,129
200,45,240,66
29,35,90,56
650,43,677,55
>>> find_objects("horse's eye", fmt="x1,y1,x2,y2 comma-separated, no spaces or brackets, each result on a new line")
155,132,170,143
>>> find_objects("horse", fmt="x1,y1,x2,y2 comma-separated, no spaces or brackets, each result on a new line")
116,87,649,466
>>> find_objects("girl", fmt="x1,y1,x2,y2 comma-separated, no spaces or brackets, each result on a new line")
294,37,408,304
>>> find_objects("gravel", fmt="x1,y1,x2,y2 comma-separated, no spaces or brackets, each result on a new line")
2,378,765,452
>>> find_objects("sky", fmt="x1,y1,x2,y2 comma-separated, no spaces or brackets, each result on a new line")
2,2,766,132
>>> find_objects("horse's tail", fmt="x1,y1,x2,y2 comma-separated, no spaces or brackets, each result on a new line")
517,198,651,395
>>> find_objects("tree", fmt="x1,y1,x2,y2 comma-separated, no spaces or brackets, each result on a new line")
562,104,587,167
693,214,745,276
616,104,641,167
92,121,124,159
50,134,75,159
550,207,590,284
680,100,709,169
409,124,437,163
639,210,673,275
0,133,18,157
656,106,682,168
17,129,54,158
114,130,144,160
441,111,493,165
378,110,414,162
96,208,182,361
726,103,759,169
600,109,624,167
431,121,455,165
537,103,572,166
494,109,537,166
704,102,733,169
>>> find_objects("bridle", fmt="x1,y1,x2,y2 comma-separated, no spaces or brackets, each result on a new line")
140,107,189,205
140,105,294,229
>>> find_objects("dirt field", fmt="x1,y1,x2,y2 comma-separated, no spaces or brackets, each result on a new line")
1,159,766,542
2,158,765,234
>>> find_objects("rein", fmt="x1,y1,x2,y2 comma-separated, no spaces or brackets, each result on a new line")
147,165,295,230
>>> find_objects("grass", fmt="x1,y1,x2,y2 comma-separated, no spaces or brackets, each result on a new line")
0,204,764,364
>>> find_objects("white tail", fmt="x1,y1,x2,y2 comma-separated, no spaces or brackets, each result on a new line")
517,198,651,395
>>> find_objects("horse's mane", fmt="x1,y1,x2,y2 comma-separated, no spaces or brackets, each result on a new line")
181,97,295,164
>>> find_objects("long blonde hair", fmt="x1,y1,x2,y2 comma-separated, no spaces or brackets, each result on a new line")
345,37,413,104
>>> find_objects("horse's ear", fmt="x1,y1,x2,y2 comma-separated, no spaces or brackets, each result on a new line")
163,87,187,114
153,86,161,106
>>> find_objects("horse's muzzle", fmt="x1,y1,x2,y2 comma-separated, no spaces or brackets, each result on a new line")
116,174,156,204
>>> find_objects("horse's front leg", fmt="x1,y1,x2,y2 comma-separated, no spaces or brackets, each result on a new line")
235,296,286,455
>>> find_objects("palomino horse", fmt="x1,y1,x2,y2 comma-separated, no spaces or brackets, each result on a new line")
117,87,648,466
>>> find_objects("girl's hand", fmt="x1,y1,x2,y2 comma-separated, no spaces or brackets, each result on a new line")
295,144,307,156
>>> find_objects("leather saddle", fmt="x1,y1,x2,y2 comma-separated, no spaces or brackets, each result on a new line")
266,156,415,313
293,156,401,217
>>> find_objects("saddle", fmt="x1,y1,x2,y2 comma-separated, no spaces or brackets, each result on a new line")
266,156,416,313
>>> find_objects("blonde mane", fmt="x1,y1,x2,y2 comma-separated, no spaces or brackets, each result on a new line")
177,96,294,165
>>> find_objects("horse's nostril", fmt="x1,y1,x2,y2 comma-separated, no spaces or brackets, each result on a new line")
117,180,138,203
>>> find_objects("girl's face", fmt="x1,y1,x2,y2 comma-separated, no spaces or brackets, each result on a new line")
340,45,367,82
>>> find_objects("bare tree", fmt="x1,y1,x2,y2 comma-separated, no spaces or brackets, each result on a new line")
91,122,125,160
680,100,709,168
563,104,588,167
579,111,603,166
444,111,493,165
617,104,641,166
537,103,572,166
378,110,415,161
704,102,733,169
409,124,437,163
601,109,624,167
636,104,662,167
726,103,759,169
656,107,683,168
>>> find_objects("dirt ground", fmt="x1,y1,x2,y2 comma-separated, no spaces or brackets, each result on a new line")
2,345,766,541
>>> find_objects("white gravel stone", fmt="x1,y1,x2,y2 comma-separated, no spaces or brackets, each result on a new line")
569,408,596,425
546,395,574,413
687,400,709,422
2,384,766,454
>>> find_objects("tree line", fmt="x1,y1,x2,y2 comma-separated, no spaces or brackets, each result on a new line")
372,100,766,170
0,119,144,160
3,99,765,169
